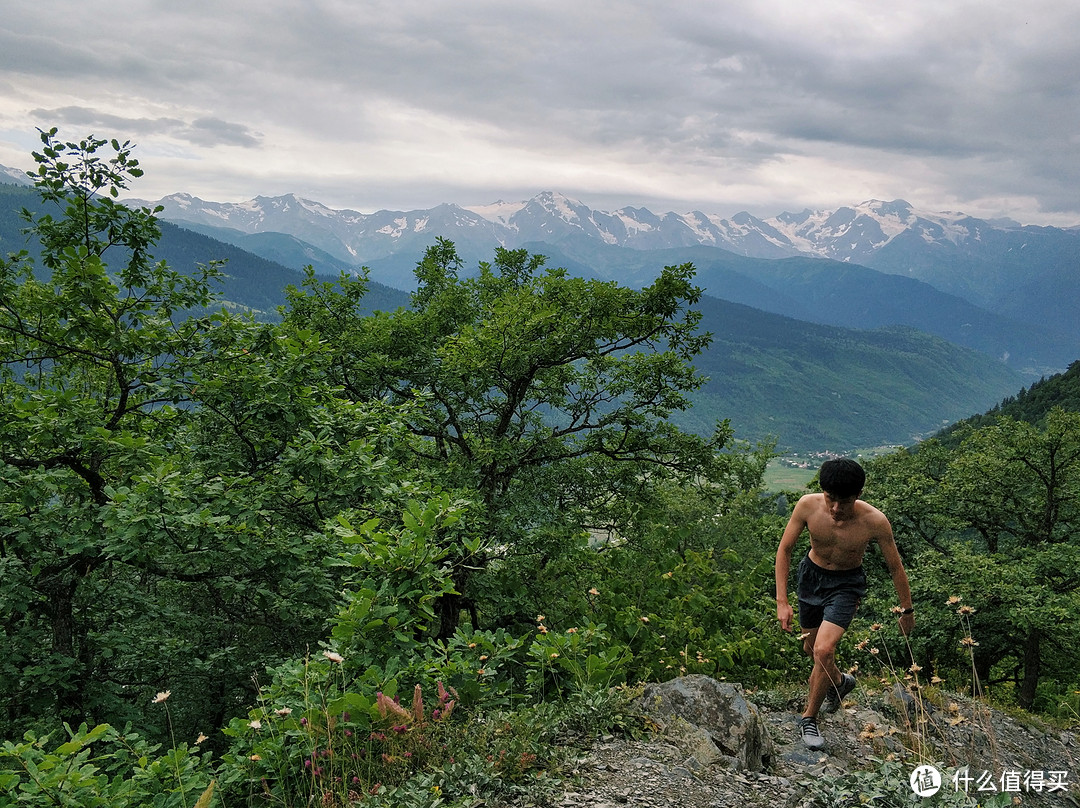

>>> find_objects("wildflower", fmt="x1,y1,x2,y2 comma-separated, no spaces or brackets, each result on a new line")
275,707,293,716
798,631,811,641
249,754,261,761
249,719,262,730
479,654,489,660
152,690,171,704
947,595,963,606
323,650,344,663
550,653,559,659
195,733,208,745
957,605,976,615
931,676,944,685
536,614,546,623
960,636,979,647
538,624,548,634
639,616,650,623
889,605,905,615
478,668,485,674
869,623,883,632
588,587,600,595
662,571,673,579
375,692,410,721
870,647,880,656
855,639,869,651
468,642,477,648
908,663,922,674
437,681,456,704
566,628,577,634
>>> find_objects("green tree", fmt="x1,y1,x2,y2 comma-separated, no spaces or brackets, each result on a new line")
0,130,412,741
284,239,743,637
866,409,1080,709
0,129,222,731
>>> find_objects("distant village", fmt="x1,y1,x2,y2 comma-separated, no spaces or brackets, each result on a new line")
775,447,904,470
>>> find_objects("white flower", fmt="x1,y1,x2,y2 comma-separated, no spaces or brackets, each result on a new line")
323,650,344,663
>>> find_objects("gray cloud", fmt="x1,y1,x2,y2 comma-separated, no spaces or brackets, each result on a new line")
29,107,261,149
2,0,1078,224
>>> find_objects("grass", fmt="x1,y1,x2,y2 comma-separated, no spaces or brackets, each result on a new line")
763,458,816,491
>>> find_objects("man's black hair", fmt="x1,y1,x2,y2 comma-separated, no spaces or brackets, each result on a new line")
819,457,865,499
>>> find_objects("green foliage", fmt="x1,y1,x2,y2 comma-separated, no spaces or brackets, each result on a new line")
214,638,632,807
610,485,789,686
0,722,215,808
526,620,630,695
282,237,738,639
805,758,1013,807
865,409,1080,709
0,130,421,743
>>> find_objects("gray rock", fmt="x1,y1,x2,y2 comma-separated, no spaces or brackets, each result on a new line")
638,675,773,772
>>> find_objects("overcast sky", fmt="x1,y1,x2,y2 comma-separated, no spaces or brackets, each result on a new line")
2,0,1078,224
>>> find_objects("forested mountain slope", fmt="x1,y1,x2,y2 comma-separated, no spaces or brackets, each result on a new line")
684,296,1024,451
934,359,1080,445
0,181,1027,452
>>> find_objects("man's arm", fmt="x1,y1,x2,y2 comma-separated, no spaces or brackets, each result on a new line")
775,497,809,632
875,517,915,636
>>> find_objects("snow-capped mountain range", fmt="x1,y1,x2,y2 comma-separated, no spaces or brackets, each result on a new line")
6,161,1078,368
129,190,1080,336
132,189,1041,268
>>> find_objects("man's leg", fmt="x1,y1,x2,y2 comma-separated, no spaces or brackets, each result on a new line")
804,620,846,718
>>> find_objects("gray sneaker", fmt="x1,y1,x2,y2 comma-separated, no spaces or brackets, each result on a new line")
822,672,857,714
799,716,825,749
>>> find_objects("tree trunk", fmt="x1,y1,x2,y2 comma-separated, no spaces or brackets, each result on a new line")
46,574,88,728
436,590,463,641
1017,628,1041,710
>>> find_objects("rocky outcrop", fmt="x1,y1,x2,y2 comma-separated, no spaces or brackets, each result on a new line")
550,676,1080,808
636,676,772,773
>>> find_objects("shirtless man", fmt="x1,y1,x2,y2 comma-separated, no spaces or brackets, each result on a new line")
775,458,914,749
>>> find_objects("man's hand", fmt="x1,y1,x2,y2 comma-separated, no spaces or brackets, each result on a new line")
777,601,794,632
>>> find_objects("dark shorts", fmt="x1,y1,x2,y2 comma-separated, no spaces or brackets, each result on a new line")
797,554,866,630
